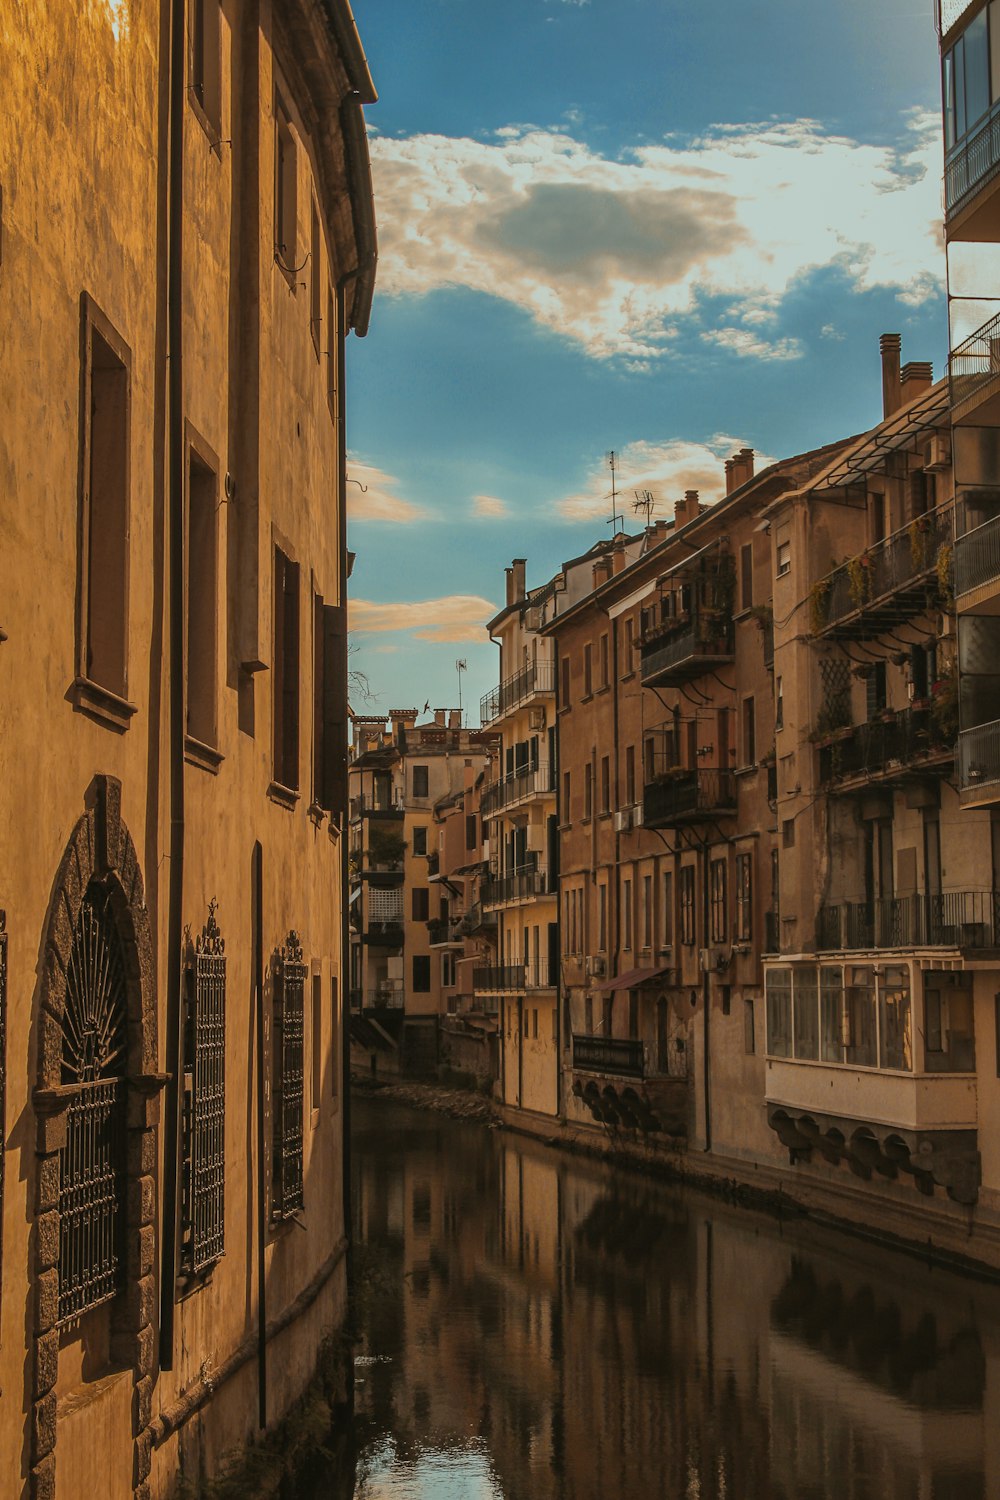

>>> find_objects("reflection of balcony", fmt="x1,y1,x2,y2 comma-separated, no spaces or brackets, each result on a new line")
481,866,550,910
643,768,736,829
817,891,999,951
956,509,1000,599
481,761,555,817
949,310,1000,417
958,717,1000,802
572,1035,644,1078
639,615,734,687
818,707,952,789
363,921,404,949
480,659,555,727
810,504,952,639
945,97,1000,220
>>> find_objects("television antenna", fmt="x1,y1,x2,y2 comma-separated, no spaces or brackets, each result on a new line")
456,659,467,721
633,489,656,526
605,450,622,536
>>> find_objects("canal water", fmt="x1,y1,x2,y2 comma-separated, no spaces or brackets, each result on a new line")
347,1096,997,1500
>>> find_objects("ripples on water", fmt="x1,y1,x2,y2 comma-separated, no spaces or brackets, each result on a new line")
345,1098,994,1500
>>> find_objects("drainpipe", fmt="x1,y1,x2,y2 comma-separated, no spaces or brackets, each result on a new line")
335,282,352,1257
702,837,712,1152
253,840,267,1427
159,0,186,1371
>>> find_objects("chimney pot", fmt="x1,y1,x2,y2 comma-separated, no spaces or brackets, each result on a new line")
448,709,462,730
900,360,933,405
724,459,735,495
434,708,446,726
880,333,902,419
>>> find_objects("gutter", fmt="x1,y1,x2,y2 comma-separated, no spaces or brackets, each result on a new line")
338,90,378,337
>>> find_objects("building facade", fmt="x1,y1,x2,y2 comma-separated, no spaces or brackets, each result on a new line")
0,0,374,1494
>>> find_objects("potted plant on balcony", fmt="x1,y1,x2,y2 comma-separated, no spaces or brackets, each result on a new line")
809,577,832,634
909,513,934,569
847,552,873,607
930,666,958,741
935,542,955,611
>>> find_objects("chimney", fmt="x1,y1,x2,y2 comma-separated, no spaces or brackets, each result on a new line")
900,360,933,405
738,448,755,485
724,459,735,496
880,333,902,418
611,534,627,575
674,495,688,527
593,556,612,588
448,709,462,730
654,519,670,541
505,558,527,607
434,708,446,726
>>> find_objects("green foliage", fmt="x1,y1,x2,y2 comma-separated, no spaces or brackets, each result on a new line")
809,578,831,634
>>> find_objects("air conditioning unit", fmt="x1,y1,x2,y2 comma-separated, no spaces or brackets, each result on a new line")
528,706,546,730
925,433,951,471
632,801,644,828
699,946,728,973
614,808,633,833
585,955,607,978
523,605,542,631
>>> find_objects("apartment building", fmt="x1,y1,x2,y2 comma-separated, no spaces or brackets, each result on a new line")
348,711,496,1073
0,1,374,1494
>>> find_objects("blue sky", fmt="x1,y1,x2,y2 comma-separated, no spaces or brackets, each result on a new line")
345,0,948,721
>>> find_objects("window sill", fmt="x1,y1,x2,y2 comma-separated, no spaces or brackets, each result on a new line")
620,669,636,684
733,763,758,778
267,781,300,811
599,810,613,821
69,676,137,733
185,735,224,774
307,800,327,826
596,683,611,697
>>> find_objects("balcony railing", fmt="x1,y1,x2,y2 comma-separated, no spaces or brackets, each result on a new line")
351,793,404,819
643,768,736,828
811,504,952,638
818,706,952,787
639,614,734,687
958,718,1000,794
360,984,404,1008
473,964,524,991
481,867,549,909
457,901,495,937
572,1034,644,1079
480,659,556,727
427,917,463,946
362,859,404,878
945,99,1000,215
949,309,1000,412
481,761,555,817
956,510,1000,598
363,921,405,947
817,891,1000,951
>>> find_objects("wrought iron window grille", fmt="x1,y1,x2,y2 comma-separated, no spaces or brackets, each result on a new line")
272,930,305,1221
180,899,226,1276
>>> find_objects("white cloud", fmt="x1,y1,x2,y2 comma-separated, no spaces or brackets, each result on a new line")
347,457,429,523
368,113,943,363
704,327,803,360
349,595,498,644
472,493,509,519
555,435,776,521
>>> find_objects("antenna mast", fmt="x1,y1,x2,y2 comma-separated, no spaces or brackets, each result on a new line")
456,659,467,722
606,450,621,536
633,489,655,527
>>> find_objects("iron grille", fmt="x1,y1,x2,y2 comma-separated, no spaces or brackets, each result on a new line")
272,931,305,1219
182,901,226,1273
58,882,127,1323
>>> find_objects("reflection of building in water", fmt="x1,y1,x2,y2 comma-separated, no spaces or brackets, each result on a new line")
354,1103,1000,1500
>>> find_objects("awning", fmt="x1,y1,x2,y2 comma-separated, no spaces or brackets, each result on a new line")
597,965,675,993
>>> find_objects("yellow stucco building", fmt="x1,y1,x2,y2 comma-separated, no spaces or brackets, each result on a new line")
0,0,375,1493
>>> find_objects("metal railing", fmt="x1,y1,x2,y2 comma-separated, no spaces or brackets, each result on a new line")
473,964,525,991
481,761,555,816
817,891,1000,951
457,901,494,936
640,614,733,685
643,768,736,827
812,503,952,635
572,1034,644,1078
364,921,405,946
351,792,404,818
481,867,549,908
818,706,952,785
949,309,1000,411
480,658,556,726
956,510,1000,596
362,859,404,877
427,917,463,946
364,985,405,1008
958,718,1000,792
946,100,1000,214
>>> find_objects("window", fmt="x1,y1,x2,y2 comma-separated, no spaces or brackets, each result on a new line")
532,1008,539,1039
625,745,636,806
58,882,128,1319
584,643,593,697
412,888,429,921
943,4,999,152
765,967,792,1057
186,445,218,749
661,870,673,947
326,285,337,416
775,676,784,730
721,985,732,1016
598,883,607,950
680,867,696,946
312,595,347,814
744,998,756,1055
466,814,477,849
311,973,323,1109
710,858,727,943
78,297,131,700
412,825,427,856
412,765,429,799
272,932,305,1219
273,547,300,791
442,952,456,987
736,853,752,942
742,697,755,767
782,818,795,849
740,542,753,610
182,902,226,1273
310,200,322,357
190,0,221,134
623,878,633,950
584,764,593,820
562,770,571,823
777,540,791,576
600,755,610,814
643,874,652,949
624,617,635,675
330,976,340,1099
600,633,609,687
561,656,570,709
412,955,431,992
274,93,297,272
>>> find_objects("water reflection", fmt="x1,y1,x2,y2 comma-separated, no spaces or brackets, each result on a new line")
351,1098,999,1499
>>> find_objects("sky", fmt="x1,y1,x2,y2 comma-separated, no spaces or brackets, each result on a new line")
344,0,948,723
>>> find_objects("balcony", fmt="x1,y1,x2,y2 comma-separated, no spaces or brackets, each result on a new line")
639,612,734,687
456,901,495,937
816,891,999,951
956,508,1000,601
473,964,524,993
360,983,404,1009
360,859,404,882
949,310,1000,420
572,1034,644,1079
945,97,1000,219
351,792,404,821
480,659,556,728
481,866,550,910
643,768,736,829
817,706,952,790
427,916,463,948
481,761,555,818
810,504,953,640
363,920,405,949
958,717,1000,802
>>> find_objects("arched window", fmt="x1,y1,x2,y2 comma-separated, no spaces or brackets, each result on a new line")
58,881,128,1322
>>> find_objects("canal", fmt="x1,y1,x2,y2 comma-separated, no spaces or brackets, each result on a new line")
347,1096,996,1499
